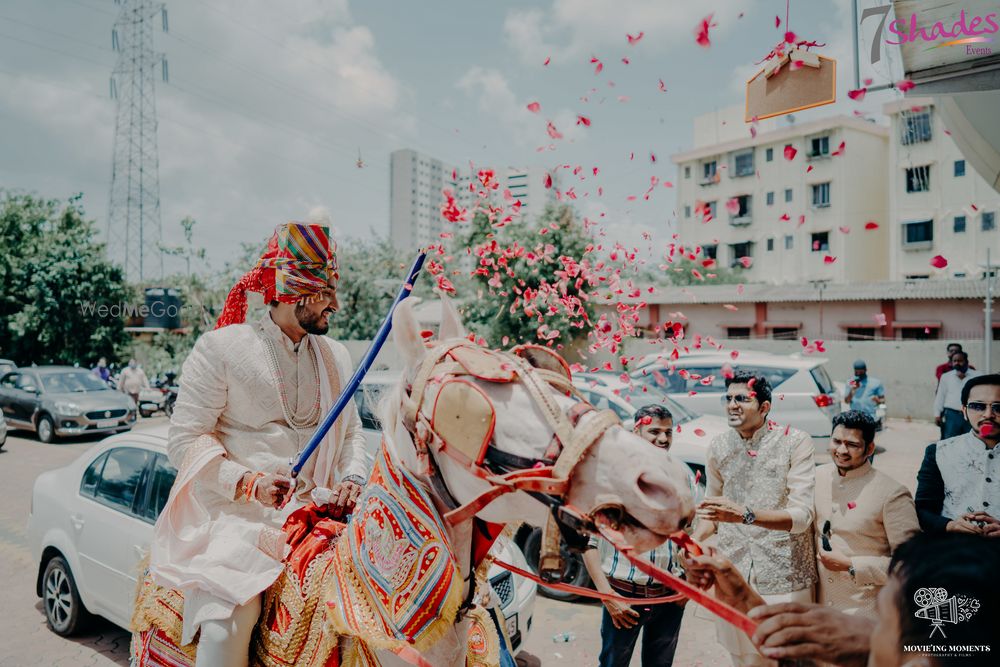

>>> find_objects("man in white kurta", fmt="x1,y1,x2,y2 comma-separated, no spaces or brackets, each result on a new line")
149,222,370,667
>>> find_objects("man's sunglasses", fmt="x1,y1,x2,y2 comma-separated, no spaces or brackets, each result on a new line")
821,520,832,551
966,401,1000,414
721,394,756,405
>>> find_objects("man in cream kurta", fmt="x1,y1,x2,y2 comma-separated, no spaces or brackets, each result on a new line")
150,222,370,667
814,410,919,619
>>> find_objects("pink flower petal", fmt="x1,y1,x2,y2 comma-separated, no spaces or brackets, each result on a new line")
627,32,644,45
930,255,948,269
526,101,541,113
784,31,797,43
847,502,857,510
748,450,758,458
824,255,837,264
784,144,797,160
576,114,591,127
848,88,867,101
725,197,741,215
874,313,887,326
546,121,563,139
694,428,706,437
694,13,715,48
738,256,753,269
864,221,879,230
543,56,551,66
896,79,915,92
774,15,781,28
658,78,667,92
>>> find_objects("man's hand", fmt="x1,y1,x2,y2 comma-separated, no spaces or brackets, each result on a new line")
963,511,1000,537
935,415,943,426
816,545,852,572
254,472,292,509
947,517,984,534
603,599,640,629
749,602,871,666
679,548,763,613
696,496,745,524
326,480,363,513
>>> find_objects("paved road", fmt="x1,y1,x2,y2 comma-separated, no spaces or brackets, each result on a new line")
0,417,933,666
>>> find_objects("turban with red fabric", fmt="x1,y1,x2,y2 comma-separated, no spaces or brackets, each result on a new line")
215,222,339,329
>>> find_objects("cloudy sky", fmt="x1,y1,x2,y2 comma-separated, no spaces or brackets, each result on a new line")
0,0,904,274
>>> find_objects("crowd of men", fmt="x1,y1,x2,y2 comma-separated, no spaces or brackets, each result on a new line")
584,356,1000,667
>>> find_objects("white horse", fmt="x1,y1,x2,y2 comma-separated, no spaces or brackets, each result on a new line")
345,297,696,666
132,297,695,667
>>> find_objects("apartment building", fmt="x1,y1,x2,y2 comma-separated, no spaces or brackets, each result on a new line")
389,149,556,250
672,107,890,285
885,98,1000,280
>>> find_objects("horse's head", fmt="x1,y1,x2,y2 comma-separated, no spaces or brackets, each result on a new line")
381,297,694,553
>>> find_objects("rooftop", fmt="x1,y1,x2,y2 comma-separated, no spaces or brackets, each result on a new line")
634,279,990,305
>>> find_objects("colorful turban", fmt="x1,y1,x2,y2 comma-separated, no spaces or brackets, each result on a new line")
215,222,339,329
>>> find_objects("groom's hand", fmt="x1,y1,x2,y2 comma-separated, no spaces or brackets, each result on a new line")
328,480,362,513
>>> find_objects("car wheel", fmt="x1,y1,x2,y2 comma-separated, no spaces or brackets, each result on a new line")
36,414,57,443
139,409,152,418
521,527,592,602
42,556,90,636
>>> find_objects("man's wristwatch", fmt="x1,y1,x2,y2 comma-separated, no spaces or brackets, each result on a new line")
742,506,756,525
848,565,856,580
342,474,365,487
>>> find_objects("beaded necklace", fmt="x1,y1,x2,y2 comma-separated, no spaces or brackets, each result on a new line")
256,321,322,430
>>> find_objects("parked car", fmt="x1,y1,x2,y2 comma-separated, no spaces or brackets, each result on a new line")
28,426,537,651
0,358,17,377
630,350,840,440
0,366,136,443
0,412,7,449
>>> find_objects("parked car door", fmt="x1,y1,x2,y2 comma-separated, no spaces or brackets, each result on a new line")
75,446,152,619
0,372,19,422
11,371,43,424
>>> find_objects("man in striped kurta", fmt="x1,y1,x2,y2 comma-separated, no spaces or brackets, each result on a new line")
582,404,695,667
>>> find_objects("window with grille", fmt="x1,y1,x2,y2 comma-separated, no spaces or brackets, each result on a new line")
901,110,932,145
984,212,996,231
902,220,933,247
772,327,798,340
811,182,831,207
905,166,931,193
702,161,717,182
766,191,775,206
729,242,753,267
766,237,774,251
727,327,752,339
811,232,830,252
733,150,754,177
954,160,966,177
847,327,876,341
765,147,774,162
954,216,966,233
808,136,830,158
730,195,752,224
702,244,718,260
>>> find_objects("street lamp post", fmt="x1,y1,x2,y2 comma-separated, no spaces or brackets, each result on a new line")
982,248,999,373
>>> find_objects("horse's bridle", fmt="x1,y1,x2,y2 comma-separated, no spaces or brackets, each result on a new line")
399,339,620,581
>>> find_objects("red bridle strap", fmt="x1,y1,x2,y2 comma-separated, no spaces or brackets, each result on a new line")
492,558,685,605
443,467,568,525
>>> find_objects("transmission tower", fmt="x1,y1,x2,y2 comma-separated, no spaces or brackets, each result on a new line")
107,0,168,283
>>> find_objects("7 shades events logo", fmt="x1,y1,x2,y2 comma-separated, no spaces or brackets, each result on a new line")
862,5,997,64
904,587,989,658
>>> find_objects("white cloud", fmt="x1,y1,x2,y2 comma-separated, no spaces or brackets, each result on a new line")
504,0,758,65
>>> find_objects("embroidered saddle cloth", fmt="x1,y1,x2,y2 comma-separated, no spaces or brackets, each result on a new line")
322,444,464,654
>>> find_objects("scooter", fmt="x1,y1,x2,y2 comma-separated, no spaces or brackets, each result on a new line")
138,373,179,418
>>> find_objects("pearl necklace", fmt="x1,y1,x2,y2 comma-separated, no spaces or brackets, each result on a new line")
257,322,322,430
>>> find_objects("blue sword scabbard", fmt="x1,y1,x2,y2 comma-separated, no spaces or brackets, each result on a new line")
291,251,427,478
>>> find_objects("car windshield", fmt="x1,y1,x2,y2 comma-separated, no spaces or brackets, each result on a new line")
613,383,698,424
810,365,835,395
40,371,110,393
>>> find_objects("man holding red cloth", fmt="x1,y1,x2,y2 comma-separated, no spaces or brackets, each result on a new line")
149,221,370,667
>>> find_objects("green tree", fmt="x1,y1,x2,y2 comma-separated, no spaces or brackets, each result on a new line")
0,191,130,365
457,204,595,348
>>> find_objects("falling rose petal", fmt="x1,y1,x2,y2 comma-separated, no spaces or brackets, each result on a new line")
874,312,887,326
806,165,814,173
546,121,563,139
650,152,657,163
847,88,867,101
725,197,741,215
798,214,806,227
736,284,745,295
896,79,916,92
640,415,653,426
747,450,758,458
627,31,644,45
722,304,739,311
930,255,948,269
694,13,715,48
621,57,630,65
526,101,541,113
847,502,857,510
543,172,553,189
738,256,753,268
981,423,995,436
730,350,739,360
824,255,837,264
839,226,851,234
658,78,667,92
832,141,846,156
501,336,510,346
784,31,797,43
784,144,797,160
775,15,781,28
864,77,873,86
591,56,604,74
864,221,880,230
694,428,706,437
576,115,592,127
543,56,551,66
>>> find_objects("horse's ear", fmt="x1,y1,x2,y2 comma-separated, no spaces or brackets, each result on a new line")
438,295,467,341
392,299,425,367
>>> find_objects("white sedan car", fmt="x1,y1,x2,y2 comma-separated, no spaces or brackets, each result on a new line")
27,425,536,651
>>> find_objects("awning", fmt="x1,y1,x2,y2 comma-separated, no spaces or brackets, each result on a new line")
837,322,882,329
892,321,942,329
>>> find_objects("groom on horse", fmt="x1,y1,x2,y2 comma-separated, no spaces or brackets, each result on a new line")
148,220,370,667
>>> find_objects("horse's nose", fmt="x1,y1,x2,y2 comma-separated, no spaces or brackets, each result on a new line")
636,470,681,512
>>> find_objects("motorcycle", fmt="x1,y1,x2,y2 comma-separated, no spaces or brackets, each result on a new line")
138,372,179,418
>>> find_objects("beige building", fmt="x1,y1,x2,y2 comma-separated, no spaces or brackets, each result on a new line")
884,98,1000,280
672,107,890,285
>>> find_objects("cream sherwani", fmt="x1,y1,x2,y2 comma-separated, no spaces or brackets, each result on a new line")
150,313,371,643
814,462,920,619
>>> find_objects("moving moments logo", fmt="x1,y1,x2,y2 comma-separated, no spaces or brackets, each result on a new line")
862,5,997,64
